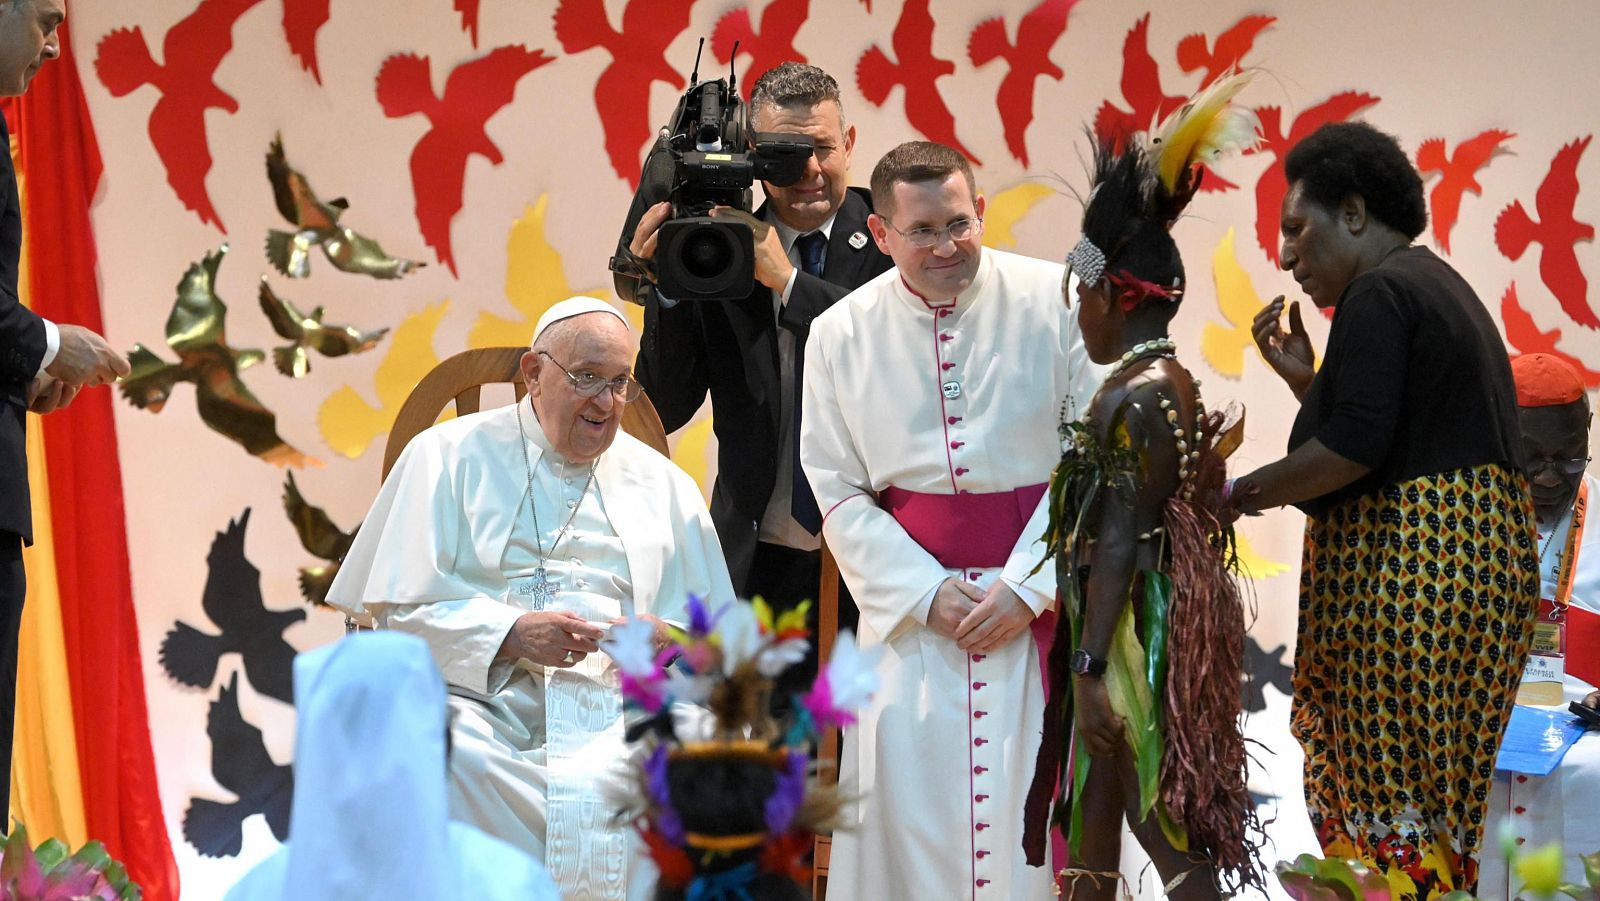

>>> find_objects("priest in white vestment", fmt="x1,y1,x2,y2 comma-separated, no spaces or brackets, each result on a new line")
225,632,560,901
1482,354,1600,897
327,298,737,901
800,142,1101,900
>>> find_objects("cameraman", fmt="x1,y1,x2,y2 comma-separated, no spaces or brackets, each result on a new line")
630,62,891,664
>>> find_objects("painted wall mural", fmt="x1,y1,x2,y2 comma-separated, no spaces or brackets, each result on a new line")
42,0,1599,896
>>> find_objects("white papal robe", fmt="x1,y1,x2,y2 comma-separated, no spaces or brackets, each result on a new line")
327,398,736,901
1482,471,1600,898
801,249,1101,900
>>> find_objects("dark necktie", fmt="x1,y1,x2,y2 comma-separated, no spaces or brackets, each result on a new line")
791,231,827,534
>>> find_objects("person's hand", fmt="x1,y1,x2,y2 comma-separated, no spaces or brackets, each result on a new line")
612,613,673,653
500,610,606,668
45,324,130,388
954,581,1036,653
627,200,672,266
26,374,80,414
1250,295,1315,397
1583,690,1600,710
927,578,984,640
711,207,796,291
1073,675,1124,757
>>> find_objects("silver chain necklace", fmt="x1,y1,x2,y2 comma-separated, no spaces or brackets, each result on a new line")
515,400,596,610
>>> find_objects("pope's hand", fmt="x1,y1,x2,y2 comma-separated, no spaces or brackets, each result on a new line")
500,611,605,668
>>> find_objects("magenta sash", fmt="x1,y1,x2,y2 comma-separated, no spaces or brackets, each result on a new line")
1572,605,1600,688
880,483,1048,570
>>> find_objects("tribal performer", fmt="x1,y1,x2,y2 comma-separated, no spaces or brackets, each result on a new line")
1022,72,1265,900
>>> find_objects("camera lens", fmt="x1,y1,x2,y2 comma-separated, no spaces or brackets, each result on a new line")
681,227,734,278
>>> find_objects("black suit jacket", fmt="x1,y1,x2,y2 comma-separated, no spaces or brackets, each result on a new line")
636,187,893,590
0,117,45,544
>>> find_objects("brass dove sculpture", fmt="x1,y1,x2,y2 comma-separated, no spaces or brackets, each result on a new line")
120,245,320,467
281,471,357,606
265,134,424,280
258,278,389,378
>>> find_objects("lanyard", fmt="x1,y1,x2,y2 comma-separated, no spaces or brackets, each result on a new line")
1553,479,1589,608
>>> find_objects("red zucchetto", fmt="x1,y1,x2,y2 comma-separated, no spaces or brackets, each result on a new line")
1510,353,1587,407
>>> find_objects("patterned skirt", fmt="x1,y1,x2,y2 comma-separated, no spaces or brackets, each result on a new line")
1292,464,1539,899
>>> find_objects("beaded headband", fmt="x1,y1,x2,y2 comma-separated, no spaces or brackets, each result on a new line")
1065,236,1107,286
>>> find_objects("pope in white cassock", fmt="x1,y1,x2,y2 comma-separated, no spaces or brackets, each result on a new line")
327,297,736,901
800,141,1101,900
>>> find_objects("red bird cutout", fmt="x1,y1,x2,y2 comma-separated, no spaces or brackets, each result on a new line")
457,0,481,47
554,0,697,187
282,0,330,82
93,0,266,232
1175,15,1275,89
857,0,980,164
1251,91,1382,266
1093,15,1186,148
376,46,554,277
1415,129,1514,255
712,0,809,101
1501,282,1600,386
1495,136,1596,329
967,0,1080,168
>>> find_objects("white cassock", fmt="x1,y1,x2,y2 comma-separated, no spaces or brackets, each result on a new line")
327,398,737,901
801,249,1101,900
1482,471,1600,897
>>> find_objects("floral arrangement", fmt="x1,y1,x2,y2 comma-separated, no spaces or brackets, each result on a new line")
0,822,141,900
600,595,882,894
1276,834,1600,901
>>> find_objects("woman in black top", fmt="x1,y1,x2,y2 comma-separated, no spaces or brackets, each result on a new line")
1232,122,1539,898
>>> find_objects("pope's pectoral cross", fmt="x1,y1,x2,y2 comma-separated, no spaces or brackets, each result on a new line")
512,567,558,610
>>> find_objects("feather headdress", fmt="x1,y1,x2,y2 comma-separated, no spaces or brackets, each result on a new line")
1067,69,1261,304
600,595,883,895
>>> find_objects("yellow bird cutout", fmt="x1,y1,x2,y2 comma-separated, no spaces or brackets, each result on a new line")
1233,531,1291,580
669,417,716,501
1201,228,1266,379
981,182,1055,249
317,301,451,459
468,195,609,348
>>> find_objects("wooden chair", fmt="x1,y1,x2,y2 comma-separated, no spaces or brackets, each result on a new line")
381,345,669,480
813,542,842,900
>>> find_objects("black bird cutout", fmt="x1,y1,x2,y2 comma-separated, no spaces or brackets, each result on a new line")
282,472,358,606
1241,636,1294,714
182,672,294,858
160,508,304,703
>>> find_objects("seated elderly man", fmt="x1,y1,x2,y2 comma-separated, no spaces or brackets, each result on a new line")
328,297,736,901
1481,352,1598,897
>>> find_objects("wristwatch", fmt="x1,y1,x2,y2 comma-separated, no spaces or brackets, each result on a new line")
1070,648,1108,678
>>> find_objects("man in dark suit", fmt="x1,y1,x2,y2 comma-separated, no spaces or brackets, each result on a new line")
0,0,130,814
628,63,892,667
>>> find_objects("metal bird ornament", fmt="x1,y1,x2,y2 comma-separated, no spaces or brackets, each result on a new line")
258,277,389,378
281,471,359,606
264,134,425,280
119,245,321,467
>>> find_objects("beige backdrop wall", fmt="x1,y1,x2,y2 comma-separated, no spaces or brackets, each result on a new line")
64,0,1600,896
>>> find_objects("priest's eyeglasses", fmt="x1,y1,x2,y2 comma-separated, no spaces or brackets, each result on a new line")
538,351,643,402
1527,455,1590,478
884,216,984,248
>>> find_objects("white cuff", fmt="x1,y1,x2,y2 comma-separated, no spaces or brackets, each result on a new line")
37,319,59,375
778,267,798,305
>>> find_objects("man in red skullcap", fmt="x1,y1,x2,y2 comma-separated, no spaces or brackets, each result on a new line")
1482,352,1597,898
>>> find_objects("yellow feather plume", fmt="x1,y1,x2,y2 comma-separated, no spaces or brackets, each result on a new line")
1148,69,1262,195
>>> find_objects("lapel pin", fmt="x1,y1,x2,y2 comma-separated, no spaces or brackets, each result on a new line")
849,231,869,250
